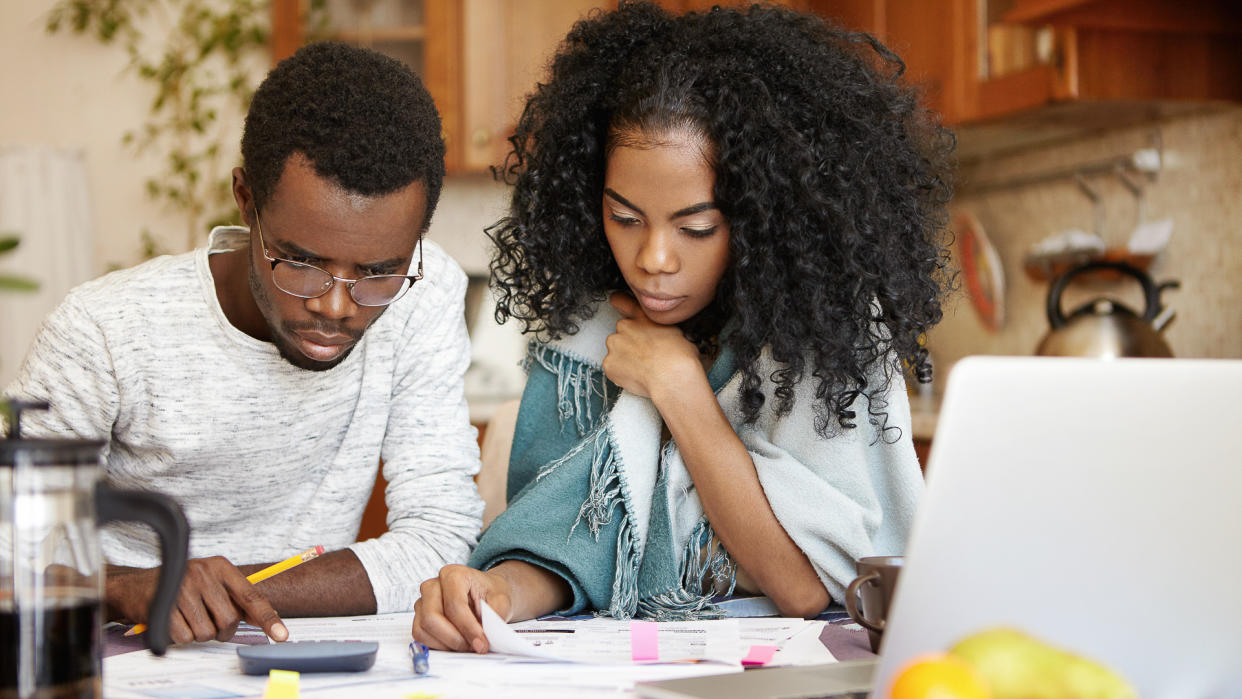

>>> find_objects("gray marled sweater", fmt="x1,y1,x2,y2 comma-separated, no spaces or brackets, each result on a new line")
4,227,484,613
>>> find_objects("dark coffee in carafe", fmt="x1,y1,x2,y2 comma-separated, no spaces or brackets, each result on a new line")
0,597,100,699
2,400,189,699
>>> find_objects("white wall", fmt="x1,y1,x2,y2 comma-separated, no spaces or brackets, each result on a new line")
0,0,509,275
0,0,192,270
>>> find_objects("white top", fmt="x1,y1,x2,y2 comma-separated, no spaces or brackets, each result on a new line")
4,227,485,613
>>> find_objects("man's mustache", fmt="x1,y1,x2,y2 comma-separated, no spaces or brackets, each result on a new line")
282,322,363,342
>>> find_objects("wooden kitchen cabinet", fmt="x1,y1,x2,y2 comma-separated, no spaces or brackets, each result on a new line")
807,0,1242,141
273,0,1242,165
454,0,609,173
271,0,609,174
272,1,824,174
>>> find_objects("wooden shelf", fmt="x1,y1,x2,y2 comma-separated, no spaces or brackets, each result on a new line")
334,26,427,43
1023,247,1154,282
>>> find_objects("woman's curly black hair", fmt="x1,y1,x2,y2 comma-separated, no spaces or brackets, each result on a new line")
489,1,954,436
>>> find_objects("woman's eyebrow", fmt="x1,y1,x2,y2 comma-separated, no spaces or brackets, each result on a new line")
605,188,718,220
603,188,645,216
670,201,717,218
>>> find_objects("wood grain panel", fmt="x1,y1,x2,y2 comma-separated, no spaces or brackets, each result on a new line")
269,0,302,65
1006,0,1242,34
425,0,463,173
1075,29,1242,101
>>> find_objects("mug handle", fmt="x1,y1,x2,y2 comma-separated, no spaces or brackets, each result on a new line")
96,484,189,656
844,570,885,634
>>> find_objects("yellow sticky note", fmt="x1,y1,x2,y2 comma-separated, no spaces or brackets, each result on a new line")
263,669,300,699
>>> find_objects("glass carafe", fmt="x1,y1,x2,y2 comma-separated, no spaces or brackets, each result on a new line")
2,401,188,698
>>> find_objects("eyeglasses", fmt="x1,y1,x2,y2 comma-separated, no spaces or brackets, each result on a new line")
253,210,423,307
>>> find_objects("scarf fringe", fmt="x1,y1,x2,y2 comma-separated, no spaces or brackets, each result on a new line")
679,520,737,598
527,343,609,436
605,508,643,619
564,427,623,541
530,342,731,622
636,589,728,621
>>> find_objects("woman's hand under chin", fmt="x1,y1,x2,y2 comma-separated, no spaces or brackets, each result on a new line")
603,291,706,401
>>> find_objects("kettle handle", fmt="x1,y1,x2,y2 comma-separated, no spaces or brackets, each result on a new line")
1046,261,1165,328
96,484,189,656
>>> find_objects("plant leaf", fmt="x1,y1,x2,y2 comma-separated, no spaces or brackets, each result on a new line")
0,277,39,292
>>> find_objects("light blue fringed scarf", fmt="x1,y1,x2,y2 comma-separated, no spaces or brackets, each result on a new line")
468,302,924,619
468,318,739,619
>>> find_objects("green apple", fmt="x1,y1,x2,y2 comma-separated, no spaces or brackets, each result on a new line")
949,628,1136,699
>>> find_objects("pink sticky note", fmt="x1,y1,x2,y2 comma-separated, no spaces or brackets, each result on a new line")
630,621,659,662
741,644,778,667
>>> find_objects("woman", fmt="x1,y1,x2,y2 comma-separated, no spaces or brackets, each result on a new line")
413,1,953,653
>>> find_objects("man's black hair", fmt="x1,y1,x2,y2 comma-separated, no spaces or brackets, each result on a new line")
241,42,445,230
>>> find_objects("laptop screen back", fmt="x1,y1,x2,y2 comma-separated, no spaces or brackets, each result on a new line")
874,356,1242,698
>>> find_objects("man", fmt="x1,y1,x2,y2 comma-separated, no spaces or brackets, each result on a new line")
4,43,483,644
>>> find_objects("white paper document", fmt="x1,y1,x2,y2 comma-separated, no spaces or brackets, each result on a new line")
483,601,741,665
103,608,830,698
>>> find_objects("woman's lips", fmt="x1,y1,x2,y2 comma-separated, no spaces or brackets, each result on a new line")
635,291,686,314
295,331,354,361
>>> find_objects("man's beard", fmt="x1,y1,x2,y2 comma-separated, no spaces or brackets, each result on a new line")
248,260,372,372
272,329,360,371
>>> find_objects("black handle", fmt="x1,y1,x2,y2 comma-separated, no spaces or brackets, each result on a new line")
3,399,50,439
1046,261,1164,329
96,484,189,656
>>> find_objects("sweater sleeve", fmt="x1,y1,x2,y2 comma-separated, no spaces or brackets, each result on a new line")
3,292,121,446
348,260,485,613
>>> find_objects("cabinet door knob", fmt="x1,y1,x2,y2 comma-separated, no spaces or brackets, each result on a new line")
471,128,492,148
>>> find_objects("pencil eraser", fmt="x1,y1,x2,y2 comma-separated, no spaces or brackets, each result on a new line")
314,545,325,555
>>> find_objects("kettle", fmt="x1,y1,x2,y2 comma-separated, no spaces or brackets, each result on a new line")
2,400,189,697
1036,261,1179,358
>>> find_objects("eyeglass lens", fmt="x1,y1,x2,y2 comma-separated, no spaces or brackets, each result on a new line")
271,262,413,306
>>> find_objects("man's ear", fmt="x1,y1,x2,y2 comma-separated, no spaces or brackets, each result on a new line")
232,167,255,227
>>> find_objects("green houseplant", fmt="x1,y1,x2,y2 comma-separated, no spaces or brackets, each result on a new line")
44,0,324,253
0,235,39,292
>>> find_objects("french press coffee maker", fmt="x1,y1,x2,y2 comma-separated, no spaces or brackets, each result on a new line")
2,400,188,698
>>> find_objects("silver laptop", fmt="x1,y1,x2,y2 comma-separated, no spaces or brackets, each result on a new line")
639,356,1242,699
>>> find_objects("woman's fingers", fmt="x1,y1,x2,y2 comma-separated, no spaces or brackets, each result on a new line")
412,575,471,652
440,567,490,653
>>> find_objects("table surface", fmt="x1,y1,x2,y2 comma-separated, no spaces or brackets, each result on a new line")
105,602,876,660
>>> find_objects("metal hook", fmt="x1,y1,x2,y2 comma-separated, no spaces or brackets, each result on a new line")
1075,173,1104,238
1115,165,1147,226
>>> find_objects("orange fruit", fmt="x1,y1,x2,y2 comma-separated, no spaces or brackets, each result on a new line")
889,653,992,699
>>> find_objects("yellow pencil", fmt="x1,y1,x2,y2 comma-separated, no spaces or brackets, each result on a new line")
125,545,325,636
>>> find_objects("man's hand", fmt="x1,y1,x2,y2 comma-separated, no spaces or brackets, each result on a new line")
411,564,513,654
107,556,287,644
603,292,703,399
